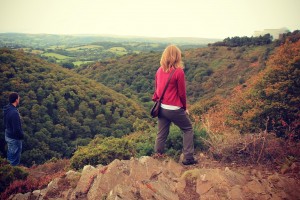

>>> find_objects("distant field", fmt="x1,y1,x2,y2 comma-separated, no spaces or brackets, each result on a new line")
31,50,44,54
107,47,127,55
73,61,94,66
66,45,103,51
47,45,67,50
18,48,31,52
127,43,159,47
42,52,70,60
148,43,160,47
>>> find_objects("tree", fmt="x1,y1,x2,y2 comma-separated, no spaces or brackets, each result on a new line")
225,37,300,137
256,39,300,137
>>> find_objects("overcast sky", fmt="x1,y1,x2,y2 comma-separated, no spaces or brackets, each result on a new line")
0,0,299,39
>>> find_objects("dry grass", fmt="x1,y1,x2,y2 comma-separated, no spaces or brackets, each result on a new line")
200,116,300,166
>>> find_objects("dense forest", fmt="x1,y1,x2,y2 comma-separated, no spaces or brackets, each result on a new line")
0,49,146,166
0,31,299,169
75,40,273,109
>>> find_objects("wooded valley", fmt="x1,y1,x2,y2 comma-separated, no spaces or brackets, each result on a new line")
0,31,299,198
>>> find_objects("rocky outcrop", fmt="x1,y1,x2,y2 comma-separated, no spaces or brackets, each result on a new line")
9,156,300,200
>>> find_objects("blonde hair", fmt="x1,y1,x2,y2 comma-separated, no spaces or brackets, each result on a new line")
160,45,183,72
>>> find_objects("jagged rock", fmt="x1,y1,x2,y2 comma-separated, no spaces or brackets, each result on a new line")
44,177,61,199
290,162,298,172
87,156,182,200
175,177,186,194
8,156,300,200
228,185,243,199
8,192,31,200
39,188,47,200
224,167,247,186
31,190,41,200
246,179,266,194
70,165,98,200
196,181,213,195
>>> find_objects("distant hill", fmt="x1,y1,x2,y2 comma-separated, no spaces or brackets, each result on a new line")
0,33,217,68
0,33,221,48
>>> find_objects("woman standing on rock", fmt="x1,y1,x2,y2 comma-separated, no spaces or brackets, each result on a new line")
152,45,197,165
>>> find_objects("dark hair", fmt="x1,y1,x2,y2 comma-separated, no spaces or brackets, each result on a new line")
9,92,19,103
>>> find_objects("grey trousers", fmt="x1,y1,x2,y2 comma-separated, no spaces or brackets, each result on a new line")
155,108,195,160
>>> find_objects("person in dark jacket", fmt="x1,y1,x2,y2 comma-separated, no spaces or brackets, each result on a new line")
3,92,24,166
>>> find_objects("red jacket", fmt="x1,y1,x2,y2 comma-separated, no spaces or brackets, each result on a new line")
152,67,187,110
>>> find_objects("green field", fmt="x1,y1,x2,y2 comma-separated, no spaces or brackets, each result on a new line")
107,47,127,55
31,50,44,54
47,45,67,50
42,52,71,60
73,61,94,66
66,45,103,51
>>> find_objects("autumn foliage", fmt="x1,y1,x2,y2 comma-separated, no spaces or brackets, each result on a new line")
0,159,68,200
228,38,300,138
190,33,300,164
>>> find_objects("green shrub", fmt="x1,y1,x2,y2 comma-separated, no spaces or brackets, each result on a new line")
0,157,28,193
135,142,154,157
193,125,209,151
70,136,135,170
70,124,209,170
165,125,208,160
126,129,156,158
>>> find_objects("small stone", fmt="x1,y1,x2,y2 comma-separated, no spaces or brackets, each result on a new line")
32,190,41,199
175,178,186,193
257,171,263,179
290,162,299,173
251,169,257,176
197,182,213,195
201,174,207,182
280,164,290,174
228,185,243,199
246,180,265,194
66,170,76,175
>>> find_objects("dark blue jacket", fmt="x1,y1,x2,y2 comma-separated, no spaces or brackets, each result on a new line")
3,104,24,140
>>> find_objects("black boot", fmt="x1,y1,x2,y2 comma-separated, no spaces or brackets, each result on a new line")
182,158,198,165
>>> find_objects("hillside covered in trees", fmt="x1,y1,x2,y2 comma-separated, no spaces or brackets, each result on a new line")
0,49,146,166
75,39,273,110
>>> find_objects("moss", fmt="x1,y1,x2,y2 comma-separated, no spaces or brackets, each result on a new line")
181,169,201,180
